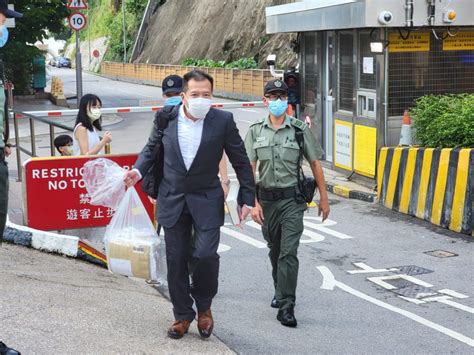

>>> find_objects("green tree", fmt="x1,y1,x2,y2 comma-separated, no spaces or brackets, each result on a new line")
0,0,69,94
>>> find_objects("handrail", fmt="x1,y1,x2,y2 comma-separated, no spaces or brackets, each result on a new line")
12,110,75,181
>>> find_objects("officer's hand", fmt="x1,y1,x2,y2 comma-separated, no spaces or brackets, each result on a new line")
123,170,140,187
147,196,156,205
318,199,330,221
251,203,265,225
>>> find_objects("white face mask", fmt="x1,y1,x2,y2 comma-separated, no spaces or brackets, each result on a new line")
64,146,73,156
185,97,212,119
87,107,101,121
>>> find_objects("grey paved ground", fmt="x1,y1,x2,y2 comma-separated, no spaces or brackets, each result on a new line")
0,243,234,354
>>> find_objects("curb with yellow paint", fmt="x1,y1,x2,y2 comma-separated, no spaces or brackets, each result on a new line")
327,183,376,203
377,147,473,235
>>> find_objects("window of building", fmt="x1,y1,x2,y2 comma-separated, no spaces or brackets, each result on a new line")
358,32,376,90
303,32,318,106
338,32,354,111
388,30,474,116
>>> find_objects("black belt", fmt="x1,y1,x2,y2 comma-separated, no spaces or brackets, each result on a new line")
258,186,297,201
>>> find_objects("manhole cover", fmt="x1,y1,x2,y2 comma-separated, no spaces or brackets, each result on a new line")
392,284,437,299
390,265,434,276
424,250,458,258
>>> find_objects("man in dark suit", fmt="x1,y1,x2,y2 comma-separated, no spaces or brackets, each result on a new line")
124,70,255,339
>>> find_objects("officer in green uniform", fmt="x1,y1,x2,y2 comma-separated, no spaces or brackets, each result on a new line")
244,79,330,327
0,1,22,246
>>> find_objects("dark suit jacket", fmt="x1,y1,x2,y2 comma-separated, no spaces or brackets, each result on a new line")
135,104,255,229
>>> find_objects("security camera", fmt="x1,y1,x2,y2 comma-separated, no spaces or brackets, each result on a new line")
378,11,393,25
266,54,276,66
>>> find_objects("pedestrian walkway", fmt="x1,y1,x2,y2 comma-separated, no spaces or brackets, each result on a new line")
0,243,234,354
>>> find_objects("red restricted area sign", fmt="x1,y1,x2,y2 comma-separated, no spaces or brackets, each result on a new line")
23,154,154,231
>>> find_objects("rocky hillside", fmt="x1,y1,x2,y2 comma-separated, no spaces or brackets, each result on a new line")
136,0,298,69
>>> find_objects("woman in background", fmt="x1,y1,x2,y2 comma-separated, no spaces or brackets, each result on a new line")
73,94,112,155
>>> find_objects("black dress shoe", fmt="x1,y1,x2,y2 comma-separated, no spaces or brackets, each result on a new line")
0,342,21,355
271,296,280,308
277,306,297,327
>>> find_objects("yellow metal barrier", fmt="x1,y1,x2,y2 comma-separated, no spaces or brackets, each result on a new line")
377,147,473,235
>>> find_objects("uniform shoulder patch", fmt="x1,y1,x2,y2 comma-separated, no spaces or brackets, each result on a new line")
290,118,307,131
249,117,265,127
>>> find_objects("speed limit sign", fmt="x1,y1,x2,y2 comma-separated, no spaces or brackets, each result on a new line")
68,12,86,31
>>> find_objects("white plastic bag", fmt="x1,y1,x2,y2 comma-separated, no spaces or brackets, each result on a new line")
82,158,126,209
104,187,162,281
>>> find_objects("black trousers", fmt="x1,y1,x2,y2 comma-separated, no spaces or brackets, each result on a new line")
163,203,220,322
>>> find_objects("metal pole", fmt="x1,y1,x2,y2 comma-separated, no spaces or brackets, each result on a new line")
88,7,91,68
122,0,127,63
29,117,36,157
49,125,55,156
383,28,389,146
13,113,22,182
75,32,83,106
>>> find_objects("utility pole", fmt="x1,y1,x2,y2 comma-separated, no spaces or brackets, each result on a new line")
122,0,127,63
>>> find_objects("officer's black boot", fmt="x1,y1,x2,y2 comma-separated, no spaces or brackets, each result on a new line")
271,296,280,308
277,305,297,327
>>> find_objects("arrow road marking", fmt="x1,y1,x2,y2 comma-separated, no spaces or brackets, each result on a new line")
316,266,474,347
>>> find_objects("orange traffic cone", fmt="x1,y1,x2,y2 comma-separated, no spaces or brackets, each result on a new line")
399,110,412,146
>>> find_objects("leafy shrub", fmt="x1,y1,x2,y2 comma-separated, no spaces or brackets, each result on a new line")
410,94,474,148
181,57,258,69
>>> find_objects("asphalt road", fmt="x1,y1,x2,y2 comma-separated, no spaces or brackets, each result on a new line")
18,68,474,354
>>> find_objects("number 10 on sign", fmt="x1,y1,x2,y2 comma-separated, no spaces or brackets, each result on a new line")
68,12,86,31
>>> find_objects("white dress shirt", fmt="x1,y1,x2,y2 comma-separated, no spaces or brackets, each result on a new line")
178,104,205,170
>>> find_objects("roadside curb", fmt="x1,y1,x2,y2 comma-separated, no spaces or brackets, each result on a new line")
4,217,107,267
326,182,377,203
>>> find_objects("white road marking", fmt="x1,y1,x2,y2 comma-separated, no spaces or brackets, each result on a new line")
220,226,267,248
246,220,325,243
316,266,474,347
301,229,325,243
367,274,434,290
439,289,469,299
347,262,400,274
217,243,231,253
398,296,427,305
303,221,353,239
422,296,474,314
436,298,474,314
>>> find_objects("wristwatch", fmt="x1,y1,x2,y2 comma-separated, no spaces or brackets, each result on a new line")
221,179,231,186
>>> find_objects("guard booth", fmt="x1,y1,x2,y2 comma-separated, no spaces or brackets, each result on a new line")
266,0,474,180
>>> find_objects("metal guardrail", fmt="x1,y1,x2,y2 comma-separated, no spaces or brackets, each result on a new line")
12,110,110,182
11,101,265,181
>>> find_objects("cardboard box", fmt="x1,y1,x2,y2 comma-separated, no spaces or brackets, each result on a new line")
107,238,157,280
225,182,241,226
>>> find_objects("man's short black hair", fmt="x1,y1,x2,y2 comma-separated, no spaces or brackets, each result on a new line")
54,134,73,152
183,70,214,92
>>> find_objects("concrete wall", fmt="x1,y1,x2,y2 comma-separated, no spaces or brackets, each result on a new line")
100,62,275,100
